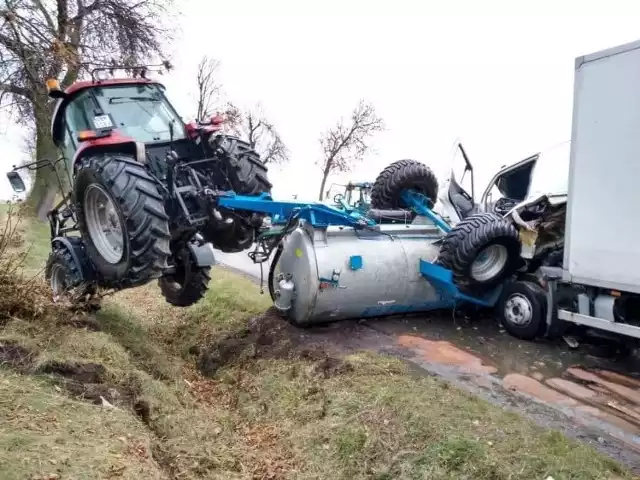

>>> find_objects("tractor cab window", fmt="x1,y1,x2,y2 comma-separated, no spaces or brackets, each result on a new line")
92,84,186,143
65,91,94,133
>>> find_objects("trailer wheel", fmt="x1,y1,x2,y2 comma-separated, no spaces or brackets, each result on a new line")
437,212,521,292
74,154,171,286
499,281,547,340
159,249,211,307
370,159,439,210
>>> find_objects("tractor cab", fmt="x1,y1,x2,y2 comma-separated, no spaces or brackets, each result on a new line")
325,181,373,213
46,75,191,168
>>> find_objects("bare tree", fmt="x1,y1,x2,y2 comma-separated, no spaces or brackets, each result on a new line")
195,55,221,121
0,0,175,217
316,99,384,200
238,104,289,165
192,57,289,165
192,56,240,132
225,102,289,165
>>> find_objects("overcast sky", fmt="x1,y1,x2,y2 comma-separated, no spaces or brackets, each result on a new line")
2,0,640,201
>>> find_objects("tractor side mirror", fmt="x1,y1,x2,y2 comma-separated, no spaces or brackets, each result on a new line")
6,171,26,193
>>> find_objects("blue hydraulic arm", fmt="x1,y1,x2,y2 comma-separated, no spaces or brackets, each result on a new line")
216,192,377,228
400,190,452,234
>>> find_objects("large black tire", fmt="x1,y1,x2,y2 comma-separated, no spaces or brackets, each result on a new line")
74,154,171,287
45,248,82,300
206,136,272,252
436,212,521,293
498,280,547,340
370,159,439,210
204,220,255,253
215,136,273,195
159,249,211,307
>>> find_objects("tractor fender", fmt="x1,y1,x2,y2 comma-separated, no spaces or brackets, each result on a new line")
188,241,217,267
72,132,144,171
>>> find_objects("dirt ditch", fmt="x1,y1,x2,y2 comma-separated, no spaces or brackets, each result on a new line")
0,337,152,426
197,308,354,379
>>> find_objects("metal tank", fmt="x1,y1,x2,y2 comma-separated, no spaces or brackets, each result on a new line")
269,219,447,326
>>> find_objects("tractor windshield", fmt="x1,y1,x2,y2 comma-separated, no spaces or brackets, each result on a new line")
92,84,186,143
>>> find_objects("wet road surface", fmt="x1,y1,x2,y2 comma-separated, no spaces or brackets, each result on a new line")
214,249,640,471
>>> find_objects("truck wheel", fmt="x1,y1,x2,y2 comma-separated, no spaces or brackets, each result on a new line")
370,159,439,210
437,212,521,292
159,249,211,307
215,136,272,195
499,281,547,340
74,154,171,286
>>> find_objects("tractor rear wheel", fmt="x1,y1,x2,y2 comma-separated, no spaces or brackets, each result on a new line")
370,159,439,210
208,221,255,253
205,136,272,252
436,212,521,293
74,154,171,287
215,135,272,195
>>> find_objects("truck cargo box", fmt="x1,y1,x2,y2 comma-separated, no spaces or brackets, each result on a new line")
563,39,640,294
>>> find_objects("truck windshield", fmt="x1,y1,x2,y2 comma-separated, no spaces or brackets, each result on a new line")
527,141,571,198
92,84,186,143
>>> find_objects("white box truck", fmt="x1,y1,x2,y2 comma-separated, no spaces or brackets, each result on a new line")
557,39,640,339
488,38,640,344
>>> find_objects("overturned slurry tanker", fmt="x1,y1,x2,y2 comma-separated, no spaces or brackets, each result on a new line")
266,159,523,326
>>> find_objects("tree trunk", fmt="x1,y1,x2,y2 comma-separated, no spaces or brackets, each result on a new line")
26,110,62,220
318,168,331,201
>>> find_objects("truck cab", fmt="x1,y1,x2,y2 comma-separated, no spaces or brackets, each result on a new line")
436,141,570,225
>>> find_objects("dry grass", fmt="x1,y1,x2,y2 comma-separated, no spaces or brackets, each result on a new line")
0,204,634,479
0,371,164,480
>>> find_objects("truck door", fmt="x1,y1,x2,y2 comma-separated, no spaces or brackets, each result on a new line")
444,142,475,223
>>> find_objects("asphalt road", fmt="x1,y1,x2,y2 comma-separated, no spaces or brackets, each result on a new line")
213,244,271,281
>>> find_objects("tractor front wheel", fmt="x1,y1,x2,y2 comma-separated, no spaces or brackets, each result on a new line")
159,248,211,307
74,154,171,287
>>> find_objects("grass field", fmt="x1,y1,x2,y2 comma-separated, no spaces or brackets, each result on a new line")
0,204,632,479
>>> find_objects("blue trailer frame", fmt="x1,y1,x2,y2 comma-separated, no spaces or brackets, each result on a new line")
215,190,502,311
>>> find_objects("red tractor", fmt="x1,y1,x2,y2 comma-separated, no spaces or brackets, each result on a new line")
7,65,271,307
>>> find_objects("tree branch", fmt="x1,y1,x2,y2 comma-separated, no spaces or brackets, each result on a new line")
0,81,33,101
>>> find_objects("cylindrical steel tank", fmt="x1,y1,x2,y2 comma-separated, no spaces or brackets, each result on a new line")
269,221,447,326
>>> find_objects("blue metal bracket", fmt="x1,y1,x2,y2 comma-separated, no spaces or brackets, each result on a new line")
419,259,502,308
400,190,452,233
216,192,377,228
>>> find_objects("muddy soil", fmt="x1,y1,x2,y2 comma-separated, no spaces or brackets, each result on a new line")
197,308,354,379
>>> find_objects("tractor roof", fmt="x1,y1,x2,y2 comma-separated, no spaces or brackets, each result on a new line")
64,77,160,96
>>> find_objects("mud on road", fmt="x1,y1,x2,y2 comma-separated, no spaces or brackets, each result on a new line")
260,309,640,471
217,260,640,473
